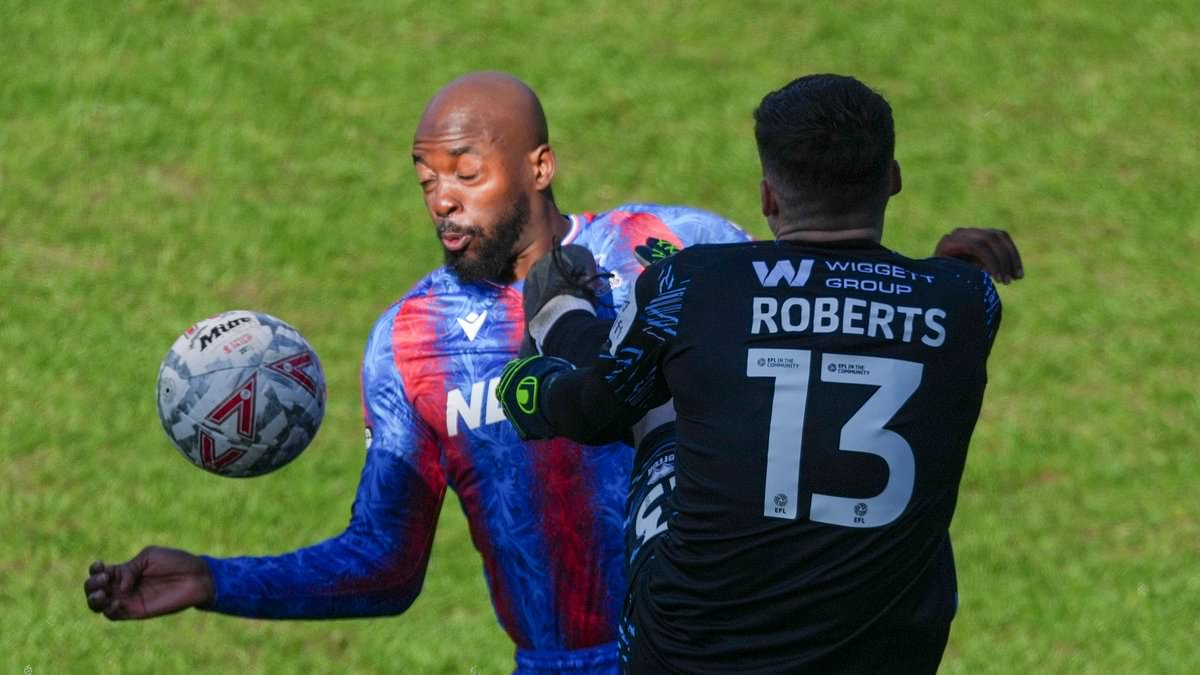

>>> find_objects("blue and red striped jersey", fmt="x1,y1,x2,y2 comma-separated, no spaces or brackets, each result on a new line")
201,204,748,665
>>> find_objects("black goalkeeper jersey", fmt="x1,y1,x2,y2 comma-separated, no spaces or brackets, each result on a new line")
549,238,1001,674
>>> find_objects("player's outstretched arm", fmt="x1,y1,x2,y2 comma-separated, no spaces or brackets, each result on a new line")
198,447,443,619
84,546,214,620
197,304,447,619
87,306,446,622
933,227,1024,283
86,456,442,621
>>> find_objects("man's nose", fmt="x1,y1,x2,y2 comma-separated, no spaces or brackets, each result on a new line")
431,185,461,219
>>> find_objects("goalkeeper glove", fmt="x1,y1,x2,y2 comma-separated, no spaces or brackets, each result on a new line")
633,237,680,267
496,355,575,440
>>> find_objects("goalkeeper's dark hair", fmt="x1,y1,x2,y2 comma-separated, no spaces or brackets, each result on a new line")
754,74,895,216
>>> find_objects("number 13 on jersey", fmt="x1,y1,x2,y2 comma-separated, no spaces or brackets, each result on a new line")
747,349,923,528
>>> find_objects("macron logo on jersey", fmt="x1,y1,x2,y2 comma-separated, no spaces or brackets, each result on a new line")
753,259,814,288
456,310,487,341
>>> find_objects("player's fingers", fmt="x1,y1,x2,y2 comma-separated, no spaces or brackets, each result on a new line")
86,589,109,613
114,563,138,595
84,571,110,595
89,560,105,575
982,229,1018,282
983,230,1018,283
996,229,1024,279
967,231,1010,283
102,599,125,621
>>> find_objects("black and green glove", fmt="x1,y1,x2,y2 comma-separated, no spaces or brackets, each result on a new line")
496,355,575,440
633,237,680,267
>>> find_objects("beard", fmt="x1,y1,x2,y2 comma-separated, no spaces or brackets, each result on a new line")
440,193,530,284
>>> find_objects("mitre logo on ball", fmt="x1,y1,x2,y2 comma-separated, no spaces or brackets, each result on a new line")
156,310,326,477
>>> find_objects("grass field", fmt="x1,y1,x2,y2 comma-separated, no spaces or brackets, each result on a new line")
2,0,1198,672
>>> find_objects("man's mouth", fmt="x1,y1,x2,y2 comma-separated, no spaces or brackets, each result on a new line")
440,231,473,252
438,222,478,253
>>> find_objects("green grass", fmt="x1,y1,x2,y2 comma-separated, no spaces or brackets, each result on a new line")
2,0,1197,672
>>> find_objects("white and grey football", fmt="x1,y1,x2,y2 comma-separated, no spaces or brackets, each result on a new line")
156,310,326,477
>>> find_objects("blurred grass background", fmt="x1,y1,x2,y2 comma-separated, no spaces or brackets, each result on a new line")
2,0,1197,672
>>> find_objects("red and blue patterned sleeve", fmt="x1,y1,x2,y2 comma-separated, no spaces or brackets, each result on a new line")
200,301,447,619
601,203,750,247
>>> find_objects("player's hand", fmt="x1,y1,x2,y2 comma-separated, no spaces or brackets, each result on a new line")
84,546,214,620
496,355,575,440
633,237,681,268
933,228,1024,284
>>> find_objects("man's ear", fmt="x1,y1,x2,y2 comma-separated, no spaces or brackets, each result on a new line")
761,178,780,217
889,159,902,196
531,144,556,191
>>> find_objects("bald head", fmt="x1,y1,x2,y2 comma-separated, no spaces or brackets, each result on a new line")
416,71,548,152
410,72,564,283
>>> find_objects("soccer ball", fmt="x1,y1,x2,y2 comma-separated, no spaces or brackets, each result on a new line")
156,310,326,477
